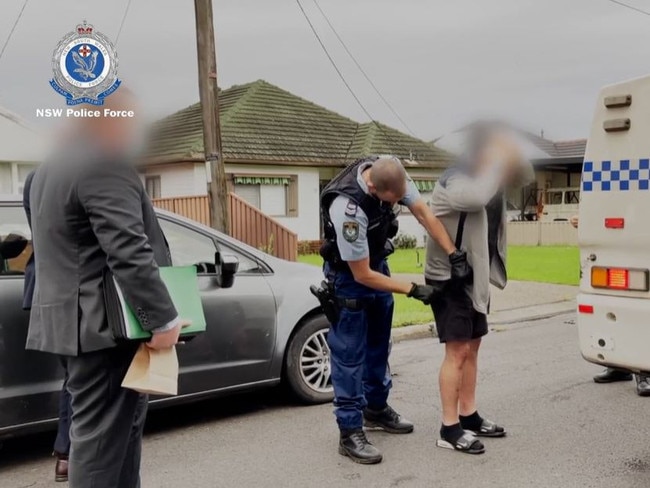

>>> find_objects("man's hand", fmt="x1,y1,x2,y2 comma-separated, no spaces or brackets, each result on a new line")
146,319,191,350
407,283,439,305
449,249,472,282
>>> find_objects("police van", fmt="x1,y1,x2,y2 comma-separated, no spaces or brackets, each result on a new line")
577,75,650,373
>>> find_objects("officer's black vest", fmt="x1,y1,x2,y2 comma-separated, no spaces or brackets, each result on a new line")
320,157,399,270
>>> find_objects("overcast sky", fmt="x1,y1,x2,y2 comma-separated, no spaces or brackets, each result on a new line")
0,0,648,142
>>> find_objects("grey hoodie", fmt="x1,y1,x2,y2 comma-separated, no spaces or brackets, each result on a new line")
425,159,520,314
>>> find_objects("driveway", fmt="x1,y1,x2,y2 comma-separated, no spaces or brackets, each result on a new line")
2,314,650,488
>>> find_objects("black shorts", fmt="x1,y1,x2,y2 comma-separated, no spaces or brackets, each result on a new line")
426,278,488,343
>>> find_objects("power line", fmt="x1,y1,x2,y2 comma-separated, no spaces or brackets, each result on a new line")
606,0,650,17
295,0,376,122
311,0,417,137
294,0,412,157
0,0,29,63
115,0,134,45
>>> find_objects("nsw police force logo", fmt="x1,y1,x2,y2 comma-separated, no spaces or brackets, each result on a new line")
50,21,121,106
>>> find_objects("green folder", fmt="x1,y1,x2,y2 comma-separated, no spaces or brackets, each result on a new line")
105,266,207,340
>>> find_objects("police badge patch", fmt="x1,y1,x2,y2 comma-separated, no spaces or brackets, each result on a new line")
343,222,359,242
50,21,121,106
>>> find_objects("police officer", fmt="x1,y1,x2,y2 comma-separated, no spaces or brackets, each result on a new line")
320,155,471,464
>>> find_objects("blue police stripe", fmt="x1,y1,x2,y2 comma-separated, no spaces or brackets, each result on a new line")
582,159,650,192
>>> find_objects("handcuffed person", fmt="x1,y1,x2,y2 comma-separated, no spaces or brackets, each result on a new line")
318,155,471,464
425,125,533,455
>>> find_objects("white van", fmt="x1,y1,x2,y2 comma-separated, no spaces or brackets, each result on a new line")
540,187,580,222
577,75,650,373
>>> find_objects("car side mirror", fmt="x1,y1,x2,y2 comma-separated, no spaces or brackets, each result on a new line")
215,252,239,288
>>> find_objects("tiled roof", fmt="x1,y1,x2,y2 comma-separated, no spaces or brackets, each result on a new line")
435,121,586,162
552,139,587,159
146,80,452,168
520,132,586,160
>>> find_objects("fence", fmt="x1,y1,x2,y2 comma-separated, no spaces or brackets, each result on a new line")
507,221,578,246
228,193,298,261
152,196,211,227
152,194,298,261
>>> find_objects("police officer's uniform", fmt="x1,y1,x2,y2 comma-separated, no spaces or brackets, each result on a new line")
320,157,420,437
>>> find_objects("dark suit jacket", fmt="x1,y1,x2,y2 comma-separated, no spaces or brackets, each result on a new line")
22,170,35,311
26,145,177,356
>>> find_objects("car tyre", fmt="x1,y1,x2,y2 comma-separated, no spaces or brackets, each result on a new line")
285,315,334,404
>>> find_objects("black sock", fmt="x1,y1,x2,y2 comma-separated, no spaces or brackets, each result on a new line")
459,411,483,430
440,422,464,442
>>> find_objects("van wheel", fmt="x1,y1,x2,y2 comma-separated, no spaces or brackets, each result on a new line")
285,315,334,404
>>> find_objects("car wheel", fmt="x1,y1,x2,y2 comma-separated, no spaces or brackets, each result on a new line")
285,315,334,404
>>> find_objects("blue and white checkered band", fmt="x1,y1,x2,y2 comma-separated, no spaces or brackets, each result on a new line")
582,159,650,192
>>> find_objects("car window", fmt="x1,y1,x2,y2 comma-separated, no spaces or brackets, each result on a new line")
217,240,262,274
0,206,32,275
158,218,217,268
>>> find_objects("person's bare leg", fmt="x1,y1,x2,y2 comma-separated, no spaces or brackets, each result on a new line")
439,341,470,425
459,338,481,416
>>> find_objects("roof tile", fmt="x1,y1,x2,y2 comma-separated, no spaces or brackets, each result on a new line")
146,80,452,168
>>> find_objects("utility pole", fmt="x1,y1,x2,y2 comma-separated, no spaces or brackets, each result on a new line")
194,0,228,232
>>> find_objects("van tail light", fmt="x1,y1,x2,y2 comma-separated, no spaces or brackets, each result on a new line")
591,266,649,291
605,218,625,229
578,304,594,314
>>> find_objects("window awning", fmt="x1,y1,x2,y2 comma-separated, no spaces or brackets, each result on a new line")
413,179,434,192
234,176,290,186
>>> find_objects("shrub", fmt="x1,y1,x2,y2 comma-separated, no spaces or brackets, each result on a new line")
259,233,275,255
297,240,321,255
393,233,417,249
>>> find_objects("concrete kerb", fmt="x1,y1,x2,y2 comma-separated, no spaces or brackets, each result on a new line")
391,299,576,343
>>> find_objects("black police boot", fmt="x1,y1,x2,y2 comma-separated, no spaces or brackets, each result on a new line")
339,429,382,465
363,404,414,434
593,368,633,384
636,374,650,396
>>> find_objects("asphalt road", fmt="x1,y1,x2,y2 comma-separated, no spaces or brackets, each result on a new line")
2,314,650,488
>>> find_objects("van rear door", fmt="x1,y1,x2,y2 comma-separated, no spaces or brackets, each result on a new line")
579,76,650,299
578,75,650,372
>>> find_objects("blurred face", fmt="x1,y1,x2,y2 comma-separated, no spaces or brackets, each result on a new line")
84,93,143,156
474,130,526,186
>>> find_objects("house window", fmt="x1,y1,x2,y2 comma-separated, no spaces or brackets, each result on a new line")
231,175,298,217
145,176,162,199
8,162,38,195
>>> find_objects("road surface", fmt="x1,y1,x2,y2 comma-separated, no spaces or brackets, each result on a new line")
2,314,650,488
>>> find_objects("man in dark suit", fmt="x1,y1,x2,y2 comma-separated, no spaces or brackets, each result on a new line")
22,170,72,482
27,90,187,488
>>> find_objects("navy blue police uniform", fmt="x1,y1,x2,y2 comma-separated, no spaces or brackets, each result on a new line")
320,157,420,432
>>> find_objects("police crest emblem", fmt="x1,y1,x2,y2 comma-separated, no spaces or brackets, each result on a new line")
343,222,359,242
50,21,121,106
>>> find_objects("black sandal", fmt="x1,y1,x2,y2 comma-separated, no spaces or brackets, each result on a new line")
469,418,506,438
436,430,485,454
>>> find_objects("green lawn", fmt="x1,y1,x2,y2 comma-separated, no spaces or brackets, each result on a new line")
298,246,579,326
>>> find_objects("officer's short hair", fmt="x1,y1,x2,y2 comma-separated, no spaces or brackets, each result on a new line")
370,157,407,195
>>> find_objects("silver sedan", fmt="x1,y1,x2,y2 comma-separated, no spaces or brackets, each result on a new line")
0,199,332,439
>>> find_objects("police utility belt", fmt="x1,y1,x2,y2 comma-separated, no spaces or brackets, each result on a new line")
309,281,370,326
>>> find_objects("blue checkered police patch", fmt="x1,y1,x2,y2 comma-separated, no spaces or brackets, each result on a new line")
582,159,650,192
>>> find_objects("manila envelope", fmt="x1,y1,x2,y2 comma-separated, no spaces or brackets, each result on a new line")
121,343,179,396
